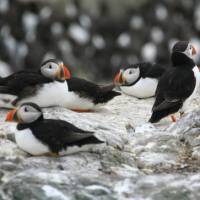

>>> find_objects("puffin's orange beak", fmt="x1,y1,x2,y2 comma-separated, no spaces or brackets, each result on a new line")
59,64,71,80
5,109,17,122
114,70,124,85
192,46,197,55
63,65,71,80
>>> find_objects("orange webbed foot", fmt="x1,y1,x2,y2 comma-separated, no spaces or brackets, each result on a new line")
171,115,176,122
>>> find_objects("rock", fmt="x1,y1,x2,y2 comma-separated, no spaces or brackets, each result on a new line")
0,93,200,199
169,108,200,162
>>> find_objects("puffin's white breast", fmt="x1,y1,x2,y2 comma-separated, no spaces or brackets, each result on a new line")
15,127,49,155
191,66,200,97
62,91,95,110
182,66,200,111
120,78,158,98
18,81,95,110
18,81,69,108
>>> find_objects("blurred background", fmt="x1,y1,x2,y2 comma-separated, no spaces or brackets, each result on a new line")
0,0,200,81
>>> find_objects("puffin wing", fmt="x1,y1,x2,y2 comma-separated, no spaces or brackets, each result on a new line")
152,68,195,112
67,77,99,98
152,98,181,112
29,119,103,153
0,71,34,86
0,86,17,95
2,72,53,105
0,71,51,91
68,77,120,103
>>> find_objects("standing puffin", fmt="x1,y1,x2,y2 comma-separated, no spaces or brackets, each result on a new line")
0,59,71,108
149,41,199,123
5,102,103,156
113,62,166,98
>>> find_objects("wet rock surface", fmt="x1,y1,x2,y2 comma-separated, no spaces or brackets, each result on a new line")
0,93,200,199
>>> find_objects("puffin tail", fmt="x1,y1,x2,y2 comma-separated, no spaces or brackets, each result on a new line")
0,76,3,84
0,86,16,95
149,103,182,123
149,110,175,123
0,86,17,108
75,135,104,147
149,112,162,123
96,84,121,104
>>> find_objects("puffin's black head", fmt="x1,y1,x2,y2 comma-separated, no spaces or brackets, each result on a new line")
40,59,71,81
5,103,43,124
114,64,140,86
171,41,197,67
172,41,197,58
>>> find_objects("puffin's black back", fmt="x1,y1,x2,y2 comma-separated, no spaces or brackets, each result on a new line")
149,69,194,123
0,71,52,94
17,119,103,153
139,63,166,79
171,52,195,68
149,52,196,123
67,77,121,104
0,71,53,106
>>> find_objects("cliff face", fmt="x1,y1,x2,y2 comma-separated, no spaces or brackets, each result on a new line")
0,92,200,199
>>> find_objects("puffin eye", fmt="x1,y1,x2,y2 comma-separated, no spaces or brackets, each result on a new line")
24,107,28,112
48,64,52,69
129,70,133,75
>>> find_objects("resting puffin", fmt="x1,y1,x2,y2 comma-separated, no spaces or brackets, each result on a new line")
63,78,121,112
114,62,165,98
149,41,199,123
5,102,103,156
16,74,121,112
0,59,71,108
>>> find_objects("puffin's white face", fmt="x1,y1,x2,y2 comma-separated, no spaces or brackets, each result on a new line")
183,43,196,58
123,68,140,84
114,67,140,86
17,105,42,123
40,60,71,81
40,61,62,79
5,103,42,123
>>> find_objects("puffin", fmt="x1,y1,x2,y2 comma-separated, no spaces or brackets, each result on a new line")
149,41,199,123
15,73,121,112
113,62,166,98
5,102,103,156
0,59,71,108
63,78,121,112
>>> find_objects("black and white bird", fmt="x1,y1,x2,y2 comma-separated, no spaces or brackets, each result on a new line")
0,59,120,111
13,75,121,112
63,78,121,112
149,41,199,123
5,102,103,156
114,62,166,98
0,59,71,108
